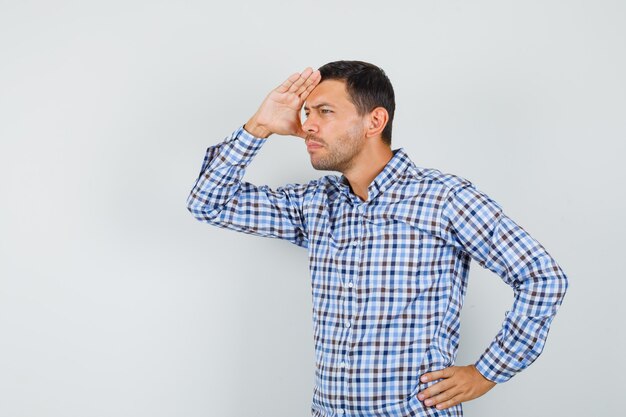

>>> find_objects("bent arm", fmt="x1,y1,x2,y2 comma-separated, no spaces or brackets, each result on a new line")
441,183,568,383
186,126,311,248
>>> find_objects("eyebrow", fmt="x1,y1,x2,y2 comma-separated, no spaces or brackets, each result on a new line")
303,103,335,111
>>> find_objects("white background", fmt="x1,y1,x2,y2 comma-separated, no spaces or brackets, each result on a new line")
1,1,624,416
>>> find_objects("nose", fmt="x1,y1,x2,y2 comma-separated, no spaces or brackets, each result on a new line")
302,114,318,134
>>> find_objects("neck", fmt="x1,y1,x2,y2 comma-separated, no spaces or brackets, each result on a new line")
342,141,394,202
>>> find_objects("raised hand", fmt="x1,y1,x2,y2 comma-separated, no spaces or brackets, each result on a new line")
244,67,321,139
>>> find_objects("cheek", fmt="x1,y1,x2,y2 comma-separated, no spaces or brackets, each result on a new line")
317,120,339,137
347,120,367,139
321,115,364,140
343,114,367,131
331,118,357,134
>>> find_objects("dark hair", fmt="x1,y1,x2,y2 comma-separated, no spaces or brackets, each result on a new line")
318,60,395,145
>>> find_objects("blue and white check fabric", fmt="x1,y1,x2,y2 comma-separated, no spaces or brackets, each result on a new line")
186,126,568,417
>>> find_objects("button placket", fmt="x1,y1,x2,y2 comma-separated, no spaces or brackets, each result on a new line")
341,203,366,415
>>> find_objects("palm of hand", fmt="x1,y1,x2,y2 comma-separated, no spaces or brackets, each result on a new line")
251,68,321,138
261,89,305,136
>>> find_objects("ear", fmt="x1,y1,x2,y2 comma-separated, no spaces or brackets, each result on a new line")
365,107,389,139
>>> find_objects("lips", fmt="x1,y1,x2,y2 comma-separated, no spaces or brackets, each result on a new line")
306,140,324,151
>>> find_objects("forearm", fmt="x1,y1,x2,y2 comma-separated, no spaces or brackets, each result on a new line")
441,184,568,383
186,126,266,221
186,126,310,247
474,217,569,383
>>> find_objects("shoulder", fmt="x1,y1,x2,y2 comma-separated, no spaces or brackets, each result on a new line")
406,165,475,197
403,163,504,213
269,175,338,201
254,174,345,205
411,166,504,216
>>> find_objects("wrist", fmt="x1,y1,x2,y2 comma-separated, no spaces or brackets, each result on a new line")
244,117,272,139
471,364,497,385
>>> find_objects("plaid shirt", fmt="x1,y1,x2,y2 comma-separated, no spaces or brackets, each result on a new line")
186,126,568,417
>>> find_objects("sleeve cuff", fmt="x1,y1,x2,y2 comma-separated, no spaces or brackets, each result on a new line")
217,125,268,166
474,343,518,384
234,124,268,145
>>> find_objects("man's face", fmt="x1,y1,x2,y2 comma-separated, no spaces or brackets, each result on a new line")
302,79,367,172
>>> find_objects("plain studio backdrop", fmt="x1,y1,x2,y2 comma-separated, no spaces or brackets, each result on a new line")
1,1,624,416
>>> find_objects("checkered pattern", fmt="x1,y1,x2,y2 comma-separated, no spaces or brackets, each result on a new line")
186,126,568,417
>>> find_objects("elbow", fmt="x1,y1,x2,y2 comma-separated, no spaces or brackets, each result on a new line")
559,268,569,301
186,192,197,209
552,259,569,296
186,192,223,223
185,193,200,218
186,192,209,220
541,254,569,303
547,264,569,312
186,202,201,220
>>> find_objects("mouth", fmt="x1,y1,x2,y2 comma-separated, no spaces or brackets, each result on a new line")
306,140,324,152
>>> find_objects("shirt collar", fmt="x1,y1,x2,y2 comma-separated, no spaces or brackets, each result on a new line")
334,148,414,203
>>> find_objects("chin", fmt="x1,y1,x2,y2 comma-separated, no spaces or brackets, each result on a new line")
310,160,326,171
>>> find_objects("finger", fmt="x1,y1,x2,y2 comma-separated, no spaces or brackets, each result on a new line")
298,70,321,99
434,393,464,410
421,366,454,383
275,72,301,94
288,68,312,94
423,386,461,407
417,378,453,400
295,69,320,96
288,67,314,93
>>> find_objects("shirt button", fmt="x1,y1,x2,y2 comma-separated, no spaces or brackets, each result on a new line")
345,321,351,328
351,240,358,248
348,281,354,288
338,409,345,415
341,361,347,368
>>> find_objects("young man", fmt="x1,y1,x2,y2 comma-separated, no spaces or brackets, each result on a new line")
186,61,568,417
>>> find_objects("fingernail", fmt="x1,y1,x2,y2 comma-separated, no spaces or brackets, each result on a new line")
425,400,432,406
421,376,428,382
417,394,424,400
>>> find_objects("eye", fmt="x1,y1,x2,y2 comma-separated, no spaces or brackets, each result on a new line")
321,109,333,114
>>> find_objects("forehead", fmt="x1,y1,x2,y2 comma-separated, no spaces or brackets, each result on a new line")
305,79,353,108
